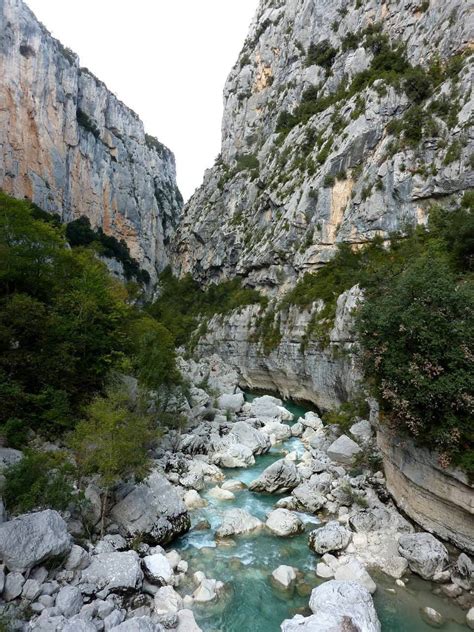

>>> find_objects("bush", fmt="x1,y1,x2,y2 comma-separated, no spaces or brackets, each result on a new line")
357,255,473,468
306,41,337,70
4,450,76,514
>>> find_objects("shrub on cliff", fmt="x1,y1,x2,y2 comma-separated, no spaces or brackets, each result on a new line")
356,211,474,471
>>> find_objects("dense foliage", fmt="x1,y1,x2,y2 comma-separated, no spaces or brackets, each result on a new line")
0,192,175,448
282,201,473,470
3,450,76,514
357,206,473,472
148,267,268,347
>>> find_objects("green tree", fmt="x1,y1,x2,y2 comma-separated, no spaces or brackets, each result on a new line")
357,255,473,468
70,386,156,534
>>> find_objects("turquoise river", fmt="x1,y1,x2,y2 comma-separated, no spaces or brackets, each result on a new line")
174,396,468,631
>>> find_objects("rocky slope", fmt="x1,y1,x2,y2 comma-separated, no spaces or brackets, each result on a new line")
174,0,472,290
0,0,182,281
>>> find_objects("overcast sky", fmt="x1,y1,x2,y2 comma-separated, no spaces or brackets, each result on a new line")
25,0,257,201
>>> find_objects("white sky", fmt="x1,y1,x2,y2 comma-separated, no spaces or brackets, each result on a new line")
25,0,258,201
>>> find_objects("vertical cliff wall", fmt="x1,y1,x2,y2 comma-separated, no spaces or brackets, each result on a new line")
174,0,473,291
0,0,183,280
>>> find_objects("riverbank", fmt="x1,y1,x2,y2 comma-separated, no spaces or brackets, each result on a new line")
0,355,472,631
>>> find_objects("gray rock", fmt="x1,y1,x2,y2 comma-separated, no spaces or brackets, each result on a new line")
110,616,163,631
327,435,362,465
334,560,376,594
272,565,297,589
308,521,352,554
81,551,142,595
22,578,42,601
420,607,444,628
217,393,244,412
349,507,412,534
175,609,202,632
0,448,23,471
64,544,90,571
467,608,474,630
349,420,373,443
55,585,83,617
154,585,182,622
229,421,271,455
249,459,300,494
95,534,128,554
63,620,96,632
0,509,71,572
141,554,174,585
216,508,262,537
451,553,473,590
266,509,303,537
282,580,380,631
105,610,125,630
110,471,190,545
3,571,25,601
212,443,255,468
248,396,293,421
398,533,449,580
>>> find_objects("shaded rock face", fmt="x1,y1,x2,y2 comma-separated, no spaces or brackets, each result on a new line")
195,289,362,410
174,0,472,290
378,427,474,554
0,0,182,281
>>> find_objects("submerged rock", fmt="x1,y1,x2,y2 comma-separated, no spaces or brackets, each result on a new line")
249,459,300,494
0,509,71,572
272,565,297,589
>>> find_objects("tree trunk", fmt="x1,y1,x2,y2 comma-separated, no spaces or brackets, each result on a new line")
100,487,109,538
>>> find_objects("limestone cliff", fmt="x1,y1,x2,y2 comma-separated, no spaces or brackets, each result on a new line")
0,0,182,281
174,0,473,290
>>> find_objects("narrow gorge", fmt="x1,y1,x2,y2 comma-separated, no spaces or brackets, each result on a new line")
0,0,473,631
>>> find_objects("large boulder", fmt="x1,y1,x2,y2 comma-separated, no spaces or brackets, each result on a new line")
248,395,293,422
327,435,362,465
217,393,244,412
308,522,352,554
110,471,190,545
249,459,300,494
81,551,142,595
175,609,202,632
261,421,292,442
281,580,381,631
398,533,449,579
216,508,262,537
266,509,303,537
0,509,71,572
349,507,413,534
212,443,255,468
229,421,271,455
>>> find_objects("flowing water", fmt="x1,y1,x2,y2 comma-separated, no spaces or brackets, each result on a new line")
174,396,468,631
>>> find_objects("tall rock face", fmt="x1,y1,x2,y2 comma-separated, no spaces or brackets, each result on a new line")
0,0,182,280
174,0,472,290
